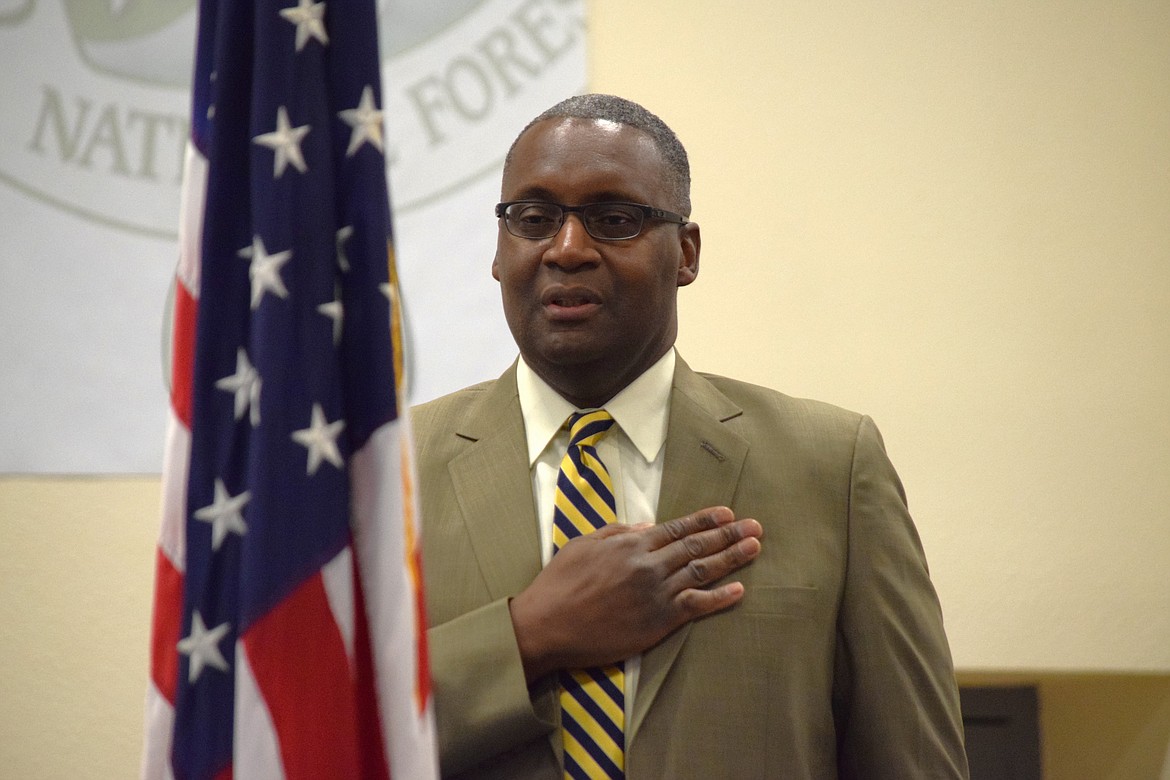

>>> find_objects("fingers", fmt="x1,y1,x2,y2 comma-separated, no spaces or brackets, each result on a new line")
647,506,737,549
675,581,746,618
611,508,762,588
667,526,761,590
657,509,762,572
518,507,764,673
633,507,763,622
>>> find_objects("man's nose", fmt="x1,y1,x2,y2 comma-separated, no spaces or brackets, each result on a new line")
543,213,599,268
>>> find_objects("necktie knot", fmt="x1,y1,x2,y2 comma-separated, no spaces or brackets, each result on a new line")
554,408,617,545
568,409,615,449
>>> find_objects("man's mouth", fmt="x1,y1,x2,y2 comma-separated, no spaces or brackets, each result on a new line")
541,286,601,318
542,287,601,307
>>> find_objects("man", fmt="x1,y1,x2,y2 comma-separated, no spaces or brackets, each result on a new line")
413,94,968,779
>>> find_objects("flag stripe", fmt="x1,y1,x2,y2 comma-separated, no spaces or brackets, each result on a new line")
233,647,284,780
141,685,176,780
171,280,199,429
349,543,392,780
351,422,437,778
242,568,362,779
149,547,184,704
320,545,356,665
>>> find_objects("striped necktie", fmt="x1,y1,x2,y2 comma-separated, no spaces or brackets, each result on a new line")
552,410,625,779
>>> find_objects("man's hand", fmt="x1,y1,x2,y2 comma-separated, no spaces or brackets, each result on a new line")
508,506,762,684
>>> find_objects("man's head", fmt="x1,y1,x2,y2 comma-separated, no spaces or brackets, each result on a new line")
493,94,701,408
505,94,692,216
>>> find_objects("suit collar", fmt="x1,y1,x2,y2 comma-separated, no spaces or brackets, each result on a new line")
452,360,522,442
515,350,677,465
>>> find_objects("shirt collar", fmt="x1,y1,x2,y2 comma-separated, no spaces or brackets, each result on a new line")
516,349,676,466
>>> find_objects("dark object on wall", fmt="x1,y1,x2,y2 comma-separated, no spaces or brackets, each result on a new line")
961,686,1042,780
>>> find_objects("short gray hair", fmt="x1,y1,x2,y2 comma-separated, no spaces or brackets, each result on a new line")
505,93,692,216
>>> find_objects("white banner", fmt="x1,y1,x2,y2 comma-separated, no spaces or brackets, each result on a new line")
0,0,586,472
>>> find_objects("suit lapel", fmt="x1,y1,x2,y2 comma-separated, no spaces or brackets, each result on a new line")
446,364,545,599
630,358,749,742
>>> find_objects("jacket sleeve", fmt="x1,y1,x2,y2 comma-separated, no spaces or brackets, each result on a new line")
833,415,969,779
428,599,558,776
413,390,559,777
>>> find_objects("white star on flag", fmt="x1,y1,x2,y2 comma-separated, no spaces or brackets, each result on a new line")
279,0,329,52
291,403,346,475
338,85,384,157
317,296,344,345
193,478,251,551
335,225,353,272
214,348,262,426
177,611,231,683
238,236,292,310
253,106,310,177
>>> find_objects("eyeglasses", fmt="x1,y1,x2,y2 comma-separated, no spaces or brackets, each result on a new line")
495,200,689,241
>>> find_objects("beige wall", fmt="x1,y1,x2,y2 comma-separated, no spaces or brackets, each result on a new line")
2,1,1168,777
1,477,158,778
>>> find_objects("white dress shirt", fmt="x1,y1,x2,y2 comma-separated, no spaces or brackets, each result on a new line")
515,347,676,724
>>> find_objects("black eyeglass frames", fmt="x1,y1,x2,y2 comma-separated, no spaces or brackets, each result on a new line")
495,200,689,241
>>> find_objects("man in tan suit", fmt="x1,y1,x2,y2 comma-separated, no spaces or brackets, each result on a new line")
413,94,968,779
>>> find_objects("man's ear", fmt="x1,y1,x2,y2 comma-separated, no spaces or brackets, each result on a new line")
677,222,700,287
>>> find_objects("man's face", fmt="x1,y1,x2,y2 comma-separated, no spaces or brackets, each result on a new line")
492,117,699,405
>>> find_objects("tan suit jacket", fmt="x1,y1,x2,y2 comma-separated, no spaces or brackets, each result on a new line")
412,357,968,779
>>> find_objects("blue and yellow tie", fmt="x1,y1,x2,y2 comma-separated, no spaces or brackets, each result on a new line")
552,410,625,779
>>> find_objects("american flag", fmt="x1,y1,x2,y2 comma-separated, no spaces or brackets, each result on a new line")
141,1,438,777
